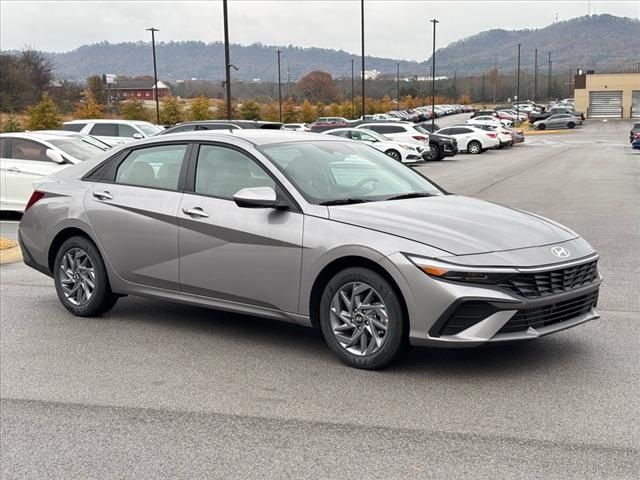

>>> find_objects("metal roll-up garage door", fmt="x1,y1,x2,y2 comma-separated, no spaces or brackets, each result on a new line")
632,91,640,118
588,91,622,118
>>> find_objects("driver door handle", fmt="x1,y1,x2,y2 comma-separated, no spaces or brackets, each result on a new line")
182,207,209,218
93,191,113,201
7,167,21,173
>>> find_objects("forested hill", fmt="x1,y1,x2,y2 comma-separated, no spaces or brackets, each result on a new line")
42,14,638,81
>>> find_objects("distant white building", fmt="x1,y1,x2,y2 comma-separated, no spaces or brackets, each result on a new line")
362,69,381,80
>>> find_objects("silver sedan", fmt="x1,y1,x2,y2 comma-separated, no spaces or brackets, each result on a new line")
19,131,602,369
534,114,584,130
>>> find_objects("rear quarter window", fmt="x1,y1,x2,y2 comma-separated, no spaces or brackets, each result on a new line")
63,123,86,132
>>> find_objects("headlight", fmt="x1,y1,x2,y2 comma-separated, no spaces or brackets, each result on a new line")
405,255,517,284
401,144,417,151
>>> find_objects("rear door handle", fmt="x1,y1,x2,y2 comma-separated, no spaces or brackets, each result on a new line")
182,207,209,218
7,167,21,173
93,191,113,200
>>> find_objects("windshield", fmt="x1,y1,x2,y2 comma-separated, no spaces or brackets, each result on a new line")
260,141,443,204
48,137,108,161
135,123,163,136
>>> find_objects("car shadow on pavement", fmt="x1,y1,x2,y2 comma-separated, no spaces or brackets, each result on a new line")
103,296,589,377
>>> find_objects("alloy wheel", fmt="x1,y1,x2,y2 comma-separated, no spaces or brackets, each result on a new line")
59,248,96,306
329,282,389,356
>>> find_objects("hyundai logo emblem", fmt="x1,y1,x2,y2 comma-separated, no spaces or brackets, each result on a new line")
551,246,571,258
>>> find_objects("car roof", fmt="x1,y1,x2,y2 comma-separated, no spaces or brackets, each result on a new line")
151,129,337,146
64,119,154,125
0,130,91,141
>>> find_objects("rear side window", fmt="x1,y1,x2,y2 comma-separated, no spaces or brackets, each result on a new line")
115,144,188,190
0,138,7,157
167,125,197,133
90,123,118,137
63,123,86,132
366,125,404,134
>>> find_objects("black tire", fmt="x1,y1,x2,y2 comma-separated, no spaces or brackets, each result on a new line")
537,123,547,130
53,236,118,317
467,140,482,154
426,144,441,161
318,267,407,370
567,122,575,129
385,149,401,161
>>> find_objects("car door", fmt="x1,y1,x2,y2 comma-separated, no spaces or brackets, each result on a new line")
178,143,303,314
1,138,65,211
83,142,190,290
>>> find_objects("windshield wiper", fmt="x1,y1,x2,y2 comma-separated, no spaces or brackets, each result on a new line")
319,198,372,206
385,192,434,201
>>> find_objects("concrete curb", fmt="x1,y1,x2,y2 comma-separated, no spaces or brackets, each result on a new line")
523,129,578,136
0,240,23,265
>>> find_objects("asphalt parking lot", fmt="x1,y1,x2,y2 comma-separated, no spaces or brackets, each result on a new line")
1,118,639,479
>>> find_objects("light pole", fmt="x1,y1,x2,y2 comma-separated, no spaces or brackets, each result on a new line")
351,59,355,119
276,49,282,123
516,43,521,124
534,48,538,102
396,63,400,111
223,0,232,119
547,51,552,107
146,27,160,124
430,18,439,131
360,0,365,119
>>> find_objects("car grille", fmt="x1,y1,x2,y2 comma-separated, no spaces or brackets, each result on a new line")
497,291,599,334
499,260,598,298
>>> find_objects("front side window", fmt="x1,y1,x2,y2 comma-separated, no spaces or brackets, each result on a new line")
194,145,275,199
90,123,118,137
261,141,443,204
118,124,138,138
10,139,48,161
135,123,163,136
115,144,188,190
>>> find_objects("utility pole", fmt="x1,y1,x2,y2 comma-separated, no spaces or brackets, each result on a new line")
223,0,232,119
534,48,538,102
547,51,552,107
276,49,282,123
286,58,290,99
360,0,366,119
481,72,486,102
492,53,497,103
396,63,400,111
516,44,521,124
146,27,160,124
453,70,457,101
351,59,355,119
430,18,439,131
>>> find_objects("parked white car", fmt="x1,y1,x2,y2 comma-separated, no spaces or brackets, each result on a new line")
282,123,310,132
434,126,499,154
63,119,163,146
323,128,424,163
465,123,514,148
355,122,430,145
0,131,109,212
466,116,513,128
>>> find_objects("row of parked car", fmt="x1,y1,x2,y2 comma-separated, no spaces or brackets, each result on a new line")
0,105,520,212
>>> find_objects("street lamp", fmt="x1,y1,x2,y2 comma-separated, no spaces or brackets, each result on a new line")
146,27,160,124
430,18,439,131
516,43,521,124
276,49,283,123
351,59,355,119
396,63,400,111
223,0,232,119
360,0,365,119
534,48,538,102
547,51,552,107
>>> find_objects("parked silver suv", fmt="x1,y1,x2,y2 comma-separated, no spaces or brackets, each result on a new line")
19,130,602,369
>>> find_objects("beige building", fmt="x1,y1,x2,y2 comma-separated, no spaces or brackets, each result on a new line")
574,72,640,119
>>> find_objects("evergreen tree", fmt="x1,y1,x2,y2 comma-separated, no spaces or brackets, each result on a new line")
240,100,261,120
160,95,185,125
188,96,211,121
26,93,60,130
121,99,151,121
73,90,104,119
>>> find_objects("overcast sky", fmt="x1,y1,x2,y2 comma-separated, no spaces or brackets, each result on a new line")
1,0,638,60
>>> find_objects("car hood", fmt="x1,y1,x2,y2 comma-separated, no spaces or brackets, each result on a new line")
327,195,577,256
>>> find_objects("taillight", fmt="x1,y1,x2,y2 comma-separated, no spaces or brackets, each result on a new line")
24,191,45,212
486,133,497,138
413,135,428,142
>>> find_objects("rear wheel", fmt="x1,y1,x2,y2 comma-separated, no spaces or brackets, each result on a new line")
385,149,401,161
467,140,482,154
567,122,576,129
319,267,407,370
54,236,118,317
537,123,547,130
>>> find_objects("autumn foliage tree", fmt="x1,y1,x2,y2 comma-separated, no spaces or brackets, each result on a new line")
188,96,211,121
296,71,339,103
122,99,151,121
299,99,315,123
73,90,104,119
26,93,60,130
240,100,261,120
160,95,185,125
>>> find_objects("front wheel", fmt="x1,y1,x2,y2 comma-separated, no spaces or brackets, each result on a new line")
567,122,576,129
425,144,441,161
319,267,407,370
54,236,119,317
385,149,401,162
537,123,547,130
467,140,482,154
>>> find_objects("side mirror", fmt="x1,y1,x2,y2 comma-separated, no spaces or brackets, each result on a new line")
132,133,144,139
46,149,66,164
233,187,286,209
